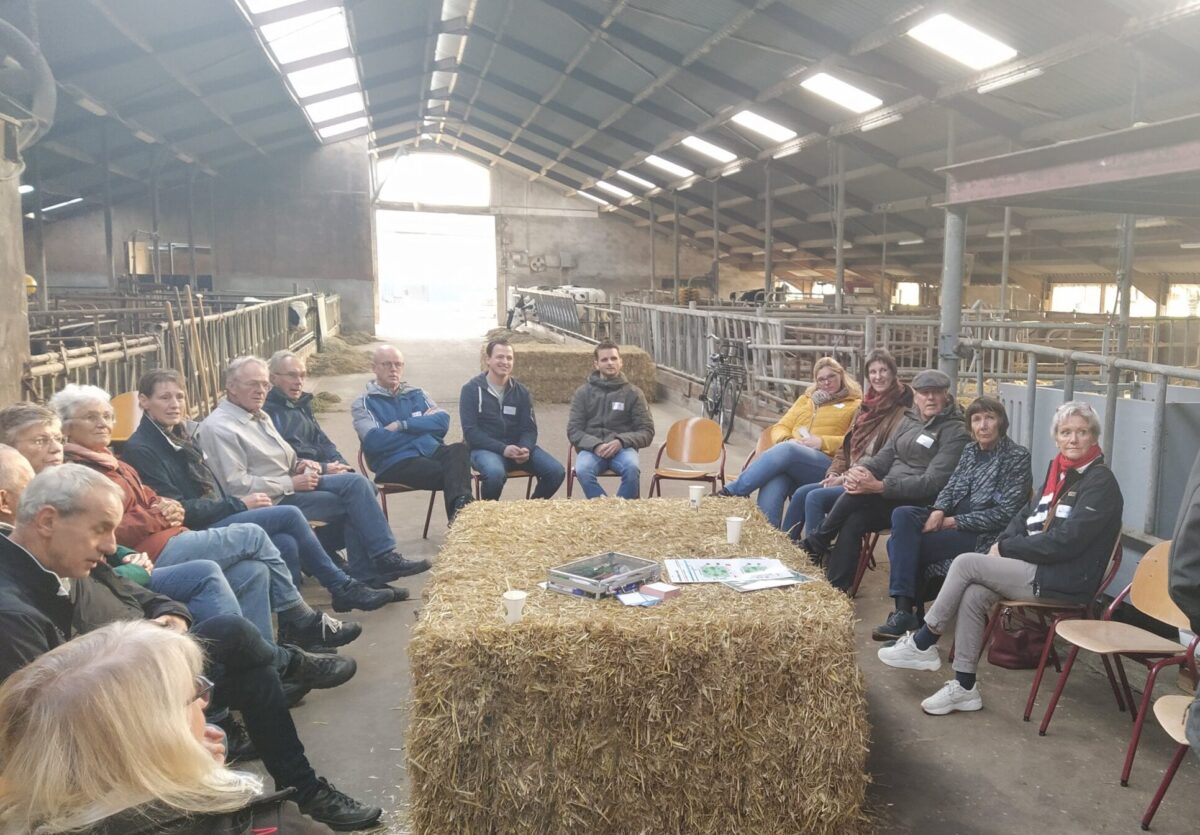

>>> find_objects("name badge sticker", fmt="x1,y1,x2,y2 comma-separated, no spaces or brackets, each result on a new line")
502,405,517,415
834,403,845,409
916,433,935,448
411,411,423,418
612,401,625,411
1055,504,1072,519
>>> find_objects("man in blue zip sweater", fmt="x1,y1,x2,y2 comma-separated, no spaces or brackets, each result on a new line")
460,339,564,501
351,346,474,523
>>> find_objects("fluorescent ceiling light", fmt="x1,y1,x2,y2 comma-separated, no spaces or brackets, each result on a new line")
595,181,633,199
644,154,694,179
860,113,903,132
76,96,107,116
986,227,1023,238
616,170,655,189
18,184,33,194
679,135,737,163
730,110,795,143
261,8,349,65
288,58,359,98
897,237,924,246
305,91,365,123
175,152,194,164
44,197,83,212
1180,242,1200,249
800,73,882,114
243,0,306,12
1134,216,1169,229
578,192,608,206
317,116,369,139
907,14,1017,70
976,67,1044,94
132,130,157,143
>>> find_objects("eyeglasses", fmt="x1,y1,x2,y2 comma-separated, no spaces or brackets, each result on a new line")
815,374,840,384
23,434,64,448
192,675,214,707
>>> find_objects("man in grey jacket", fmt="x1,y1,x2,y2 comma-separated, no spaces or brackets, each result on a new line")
1169,449,1200,753
567,342,655,499
801,369,970,593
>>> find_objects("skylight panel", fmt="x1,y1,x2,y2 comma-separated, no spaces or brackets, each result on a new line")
907,14,1017,70
304,91,365,124
616,170,655,189
730,110,796,143
244,0,306,13
679,136,737,163
261,8,350,65
644,155,694,179
578,192,609,206
596,181,633,199
799,73,882,114
288,58,359,98
317,116,369,139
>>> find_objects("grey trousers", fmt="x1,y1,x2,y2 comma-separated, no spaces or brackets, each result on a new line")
924,552,1037,675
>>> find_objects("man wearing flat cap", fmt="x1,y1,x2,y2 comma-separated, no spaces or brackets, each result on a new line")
801,368,970,593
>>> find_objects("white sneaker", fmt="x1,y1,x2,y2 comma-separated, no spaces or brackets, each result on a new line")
921,680,983,715
877,632,942,671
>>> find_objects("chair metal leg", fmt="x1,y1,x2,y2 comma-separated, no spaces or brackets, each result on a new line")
1024,620,1063,721
1115,656,1138,724
525,477,533,499
1039,645,1082,736
1121,659,1180,787
1140,743,1190,830
567,469,574,498
1100,654,1128,713
422,491,436,539
848,535,875,598
379,492,390,522
978,604,1002,663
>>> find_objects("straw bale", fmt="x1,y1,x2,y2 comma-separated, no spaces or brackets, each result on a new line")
308,337,373,375
408,498,869,835
485,327,560,345
478,342,658,403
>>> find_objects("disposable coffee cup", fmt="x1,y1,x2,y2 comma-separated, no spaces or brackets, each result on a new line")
502,589,528,624
688,484,706,510
726,516,745,545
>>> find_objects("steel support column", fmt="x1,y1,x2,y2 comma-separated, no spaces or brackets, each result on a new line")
711,181,720,284
999,206,1012,313
1103,212,1136,452
834,142,845,314
938,206,967,385
672,192,680,300
763,161,773,298
648,198,656,295
101,123,116,292
187,169,197,288
30,150,47,310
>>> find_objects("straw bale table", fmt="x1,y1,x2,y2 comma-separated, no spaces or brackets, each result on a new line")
407,497,868,835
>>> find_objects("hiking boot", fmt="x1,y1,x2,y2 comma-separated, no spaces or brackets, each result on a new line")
877,632,942,672
282,645,357,691
331,579,393,613
872,610,922,642
921,680,983,715
297,778,383,831
278,611,362,652
216,716,259,764
374,551,430,580
365,578,411,601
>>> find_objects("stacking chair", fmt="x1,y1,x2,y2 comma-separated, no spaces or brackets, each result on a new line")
108,391,143,447
565,444,624,498
648,417,727,497
1139,694,1194,830
736,426,775,476
848,531,883,598
472,468,535,500
357,447,438,539
1037,542,1199,787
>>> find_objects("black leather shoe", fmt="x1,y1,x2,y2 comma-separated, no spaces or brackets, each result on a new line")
278,612,362,651
331,579,393,613
374,552,431,580
281,681,311,708
216,716,259,764
297,778,383,831
282,645,357,691
365,578,411,601
448,494,473,523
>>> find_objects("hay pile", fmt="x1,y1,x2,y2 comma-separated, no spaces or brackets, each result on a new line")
308,336,373,375
479,342,658,403
338,330,378,346
485,326,560,345
408,498,869,835
309,391,342,413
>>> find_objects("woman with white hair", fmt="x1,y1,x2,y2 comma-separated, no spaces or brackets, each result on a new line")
879,400,1123,716
0,620,337,833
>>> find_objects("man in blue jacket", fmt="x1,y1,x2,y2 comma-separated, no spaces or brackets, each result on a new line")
351,346,473,523
264,350,353,474
460,339,564,501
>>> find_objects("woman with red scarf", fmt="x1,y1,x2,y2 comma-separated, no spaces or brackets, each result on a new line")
780,349,912,541
878,400,1123,717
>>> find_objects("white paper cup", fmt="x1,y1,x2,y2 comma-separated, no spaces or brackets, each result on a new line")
726,516,745,545
688,484,706,509
502,589,528,624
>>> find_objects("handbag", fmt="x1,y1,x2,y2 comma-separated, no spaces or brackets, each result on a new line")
987,606,1049,670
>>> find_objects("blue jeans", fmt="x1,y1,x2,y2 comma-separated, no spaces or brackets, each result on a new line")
148,560,244,626
472,447,566,500
885,505,980,601
155,524,301,642
575,447,641,499
724,441,832,528
214,505,350,591
281,472,397,584
781,483,844,541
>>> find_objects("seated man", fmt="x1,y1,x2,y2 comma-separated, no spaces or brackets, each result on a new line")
0,463,382,830
351,345,474,521
198,356,429,588
460,338,565,501
0,402,65,472
567,341,655,499
264,349,353,474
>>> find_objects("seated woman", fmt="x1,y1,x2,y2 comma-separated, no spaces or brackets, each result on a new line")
49,384,359,653
872,396,1032,640
0,620,339,833
800,369,970,593
719,357,860,527
780,349,911,542
0,402,65,472
878,400,1123,716
120,369,402,612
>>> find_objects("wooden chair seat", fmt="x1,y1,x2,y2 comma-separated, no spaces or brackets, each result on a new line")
109,391,143,446
472,468,535,500
1153,695,1192,746
648,418,727,497
654,466,720,480
1054,620,1185,656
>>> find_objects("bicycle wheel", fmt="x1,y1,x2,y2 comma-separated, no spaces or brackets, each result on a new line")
700,371,722,419
717,379,741,441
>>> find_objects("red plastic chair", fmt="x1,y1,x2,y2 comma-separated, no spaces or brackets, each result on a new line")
357,447,438,539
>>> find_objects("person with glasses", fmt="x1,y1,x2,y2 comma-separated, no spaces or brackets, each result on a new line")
718,357,861,528
0,401,65,473
0,469,382,829
264,350,354,474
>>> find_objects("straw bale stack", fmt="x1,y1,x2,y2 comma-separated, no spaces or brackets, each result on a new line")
479,342,658,403
408,498,869,835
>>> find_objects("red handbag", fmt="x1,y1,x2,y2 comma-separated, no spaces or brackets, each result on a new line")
987,607,1049,670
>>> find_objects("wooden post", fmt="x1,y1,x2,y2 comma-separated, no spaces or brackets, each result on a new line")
164,302,185,378
185,288,212,412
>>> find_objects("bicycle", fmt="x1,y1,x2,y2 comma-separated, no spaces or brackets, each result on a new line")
699,335,750,441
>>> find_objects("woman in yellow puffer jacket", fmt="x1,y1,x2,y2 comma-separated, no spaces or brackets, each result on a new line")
719,357,861,528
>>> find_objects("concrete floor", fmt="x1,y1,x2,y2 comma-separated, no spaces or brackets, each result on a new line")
284,331,1198,834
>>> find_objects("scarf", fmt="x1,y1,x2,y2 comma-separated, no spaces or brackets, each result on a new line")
1025,446,1103,534
848,382,910,462
64,442,119,470
156,422,217,498
810,384,849,408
